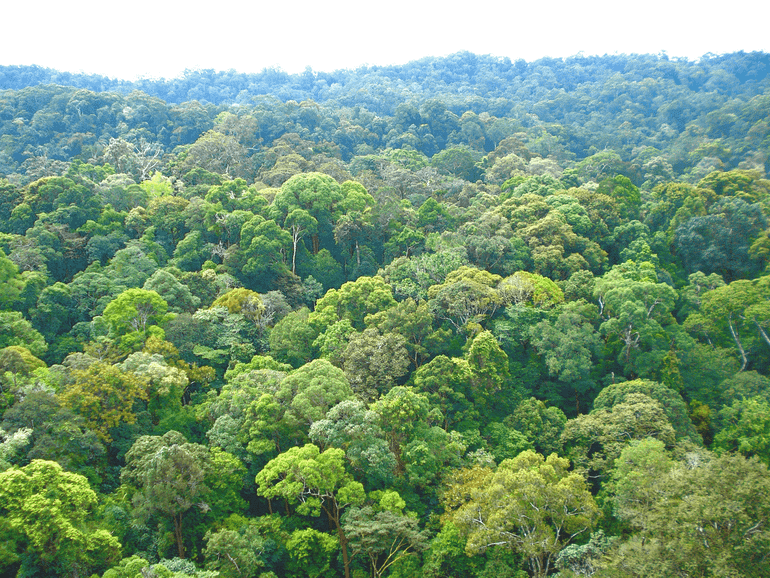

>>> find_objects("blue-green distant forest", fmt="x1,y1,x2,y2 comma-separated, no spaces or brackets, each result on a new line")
1,51,770,578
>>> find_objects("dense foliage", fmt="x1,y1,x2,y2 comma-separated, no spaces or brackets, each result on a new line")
1,51,769,578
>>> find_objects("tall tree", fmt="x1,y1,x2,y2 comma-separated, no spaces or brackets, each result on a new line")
121,430,212,559
447,450,599,578
0,460,121,577
271,172,343,254
255,443,365,578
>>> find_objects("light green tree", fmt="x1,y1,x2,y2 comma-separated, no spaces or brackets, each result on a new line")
101,288,172,349
203,520,265,578
594,261,678,376
60,361,149,442
0,460,121,576
255,443,365,578
286,528,338,578
447,450,599,578
310,275,397,332
271,172,343,254
561,392,676,479
714,396,770,466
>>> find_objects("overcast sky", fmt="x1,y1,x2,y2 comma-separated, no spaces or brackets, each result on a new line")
3,1,769,80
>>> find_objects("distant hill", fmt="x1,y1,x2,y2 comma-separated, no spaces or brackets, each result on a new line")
3,51,770,107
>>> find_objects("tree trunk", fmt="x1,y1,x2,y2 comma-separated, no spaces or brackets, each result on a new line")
337,520,352,578
755,320,770,348
324,502,352,578
173,513,185,558
727,313,748,371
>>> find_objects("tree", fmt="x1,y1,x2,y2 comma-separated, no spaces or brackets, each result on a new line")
122,431,212,559
529,301,601,414
594,261,678,377
145,195,191,254
0,390,108,486
255,443,366,578
498,271,564,309
675,197,767,281
0,460,121,577
239,216,293,291
412,355,476,429
608,438,674,535
119,351,189,425
189,305,258,372
310,275,397,331
203,522,265,578
428,266,503,333
30,280,77,340
466,330,515,420
0,425,32,471
0,248,25,310
431,146,482,181
381,249,470,301
713,397,770,466
101,288,172,348
60,361,149,442
143,269,201,313
420,521,481,578
284,208,317,275
103,243,160,287
212,288,265,324
335,180,375,271
447,450,599,578
596,175,640,221
342,328,410,401
592,378,701,443
276,358,355,432
685,278,769,372
371,386,431,469
285,528,338,578
561,393,676,480
268,306,318,368
508,397,567,457
606,451,770,578
172,230,209,272
553,530,616,578
343,506,429,578
309,399,397,489
181,130,251,179
272,172,343,254
0,310,47,358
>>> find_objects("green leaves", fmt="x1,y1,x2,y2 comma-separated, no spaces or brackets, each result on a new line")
686,278,770,371
122,431,217,558
256,444,365,511
255,443,365,578
61,361,148,441
714,397,770,465
606,451,770,578
0,459,121,575
102,288,171,338
594,261,678,376
343,506,429,578
448,451,599,578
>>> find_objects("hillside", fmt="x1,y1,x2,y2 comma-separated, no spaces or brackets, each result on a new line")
1,52,769,578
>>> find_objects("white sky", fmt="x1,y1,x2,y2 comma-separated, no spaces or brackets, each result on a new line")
3,1,769,80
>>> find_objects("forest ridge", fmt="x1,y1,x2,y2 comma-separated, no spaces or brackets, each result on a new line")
0,51,769,578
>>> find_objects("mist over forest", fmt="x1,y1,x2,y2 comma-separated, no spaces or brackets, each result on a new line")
1,51,770,578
